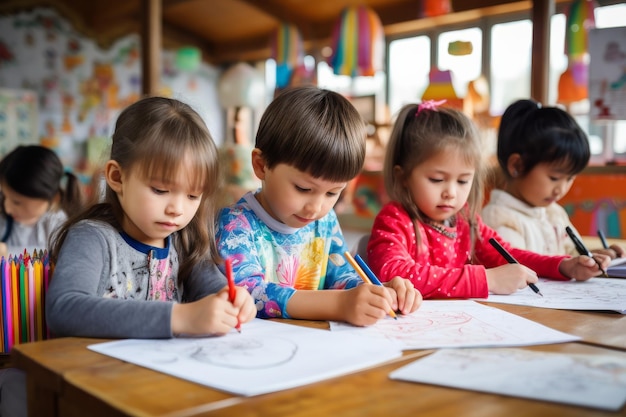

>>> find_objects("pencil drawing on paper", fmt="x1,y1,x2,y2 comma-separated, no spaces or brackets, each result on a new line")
390,348,626,411
483,278,626,313
350,309,512,346
329,300,578,349
106,336,298,369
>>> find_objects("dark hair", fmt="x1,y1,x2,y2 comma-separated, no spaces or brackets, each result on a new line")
255,86,366,182
0,145,83,217
50,96,222,282
497,99,590,179
384,104,484,254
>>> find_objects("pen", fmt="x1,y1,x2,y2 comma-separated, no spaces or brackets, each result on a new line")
488,238,543,297
344,251,397,319
597,229,609,250
566,226,608,278
224,258,241,333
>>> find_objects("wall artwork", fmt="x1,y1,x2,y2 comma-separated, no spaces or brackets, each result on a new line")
589,26,626,121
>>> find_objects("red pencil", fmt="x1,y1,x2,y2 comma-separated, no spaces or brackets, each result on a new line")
224,258,241,333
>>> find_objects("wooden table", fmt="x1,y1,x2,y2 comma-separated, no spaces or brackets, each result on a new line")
12,313,626,417
478,301,626,351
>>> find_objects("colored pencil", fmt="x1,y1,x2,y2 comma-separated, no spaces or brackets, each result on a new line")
344,251,397,319
224,258,241,333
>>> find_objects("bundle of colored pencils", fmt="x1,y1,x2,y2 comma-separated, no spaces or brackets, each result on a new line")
0,249,52,353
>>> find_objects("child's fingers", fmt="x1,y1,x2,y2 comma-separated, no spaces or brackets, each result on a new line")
361,285,394,316
610,244,625,258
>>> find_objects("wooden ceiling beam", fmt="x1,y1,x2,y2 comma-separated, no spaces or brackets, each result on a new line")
161,21,217,63
88,0,141,32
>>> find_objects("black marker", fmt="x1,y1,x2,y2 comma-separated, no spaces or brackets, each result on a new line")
488,237,543,297
597,229,609,250
566,226,608,278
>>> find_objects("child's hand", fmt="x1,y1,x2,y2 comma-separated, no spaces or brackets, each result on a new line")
592,244,625,260
341,284,394,327
0,243,7,258
232,285,257,326
559,254,611,281
611,244,625,259
171,287,254,336
382,277,422,315
485,264,538,295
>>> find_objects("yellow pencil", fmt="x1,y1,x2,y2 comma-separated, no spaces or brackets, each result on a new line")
344,251,397,319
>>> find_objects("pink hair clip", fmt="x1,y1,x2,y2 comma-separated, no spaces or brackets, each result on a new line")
416,99,447,115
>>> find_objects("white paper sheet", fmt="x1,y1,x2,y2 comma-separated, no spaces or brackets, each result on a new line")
476,278,626,313
88,318,403,396
390,348,626,411
329,300,579,349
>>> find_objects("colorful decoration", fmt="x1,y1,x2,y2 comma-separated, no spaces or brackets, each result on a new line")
448,41,473,56
270,23,304,88
560,174,626,238
217,62,265,109
421,69,464,110
328,5,384,77
558,61,588,104
422,69,455,99
421,0,452,18
558,0,597,105
175,46,201,72
565,0,596,60
352,170,387,218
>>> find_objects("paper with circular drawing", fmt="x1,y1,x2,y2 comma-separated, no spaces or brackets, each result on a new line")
88,318,402,396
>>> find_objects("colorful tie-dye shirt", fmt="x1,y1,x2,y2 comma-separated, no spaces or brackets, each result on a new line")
216,192,362,319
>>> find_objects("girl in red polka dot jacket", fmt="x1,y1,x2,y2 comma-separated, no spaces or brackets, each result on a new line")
366,101,610,299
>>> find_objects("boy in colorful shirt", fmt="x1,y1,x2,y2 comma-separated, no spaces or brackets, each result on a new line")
217,87,422,326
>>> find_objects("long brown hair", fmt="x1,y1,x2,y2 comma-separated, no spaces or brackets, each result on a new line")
384,104,485,256
50,96,222,281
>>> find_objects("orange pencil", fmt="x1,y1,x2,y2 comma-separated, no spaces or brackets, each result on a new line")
224,258,241,333
344,251,397,319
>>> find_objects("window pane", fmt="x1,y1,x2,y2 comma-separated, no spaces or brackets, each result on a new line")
388,36,431,116
595,4,626,28
593,4,626,162
438,27,482,98
549,13,568,105
490,20,532,115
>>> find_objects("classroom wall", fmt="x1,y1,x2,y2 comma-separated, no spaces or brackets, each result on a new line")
0,7,224,179
560,172,626,239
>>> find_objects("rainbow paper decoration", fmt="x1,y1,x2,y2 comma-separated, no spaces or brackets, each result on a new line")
270,23,304,88
565,0,597,59
0,249,51,353
328,5,384,77
558,0,597,104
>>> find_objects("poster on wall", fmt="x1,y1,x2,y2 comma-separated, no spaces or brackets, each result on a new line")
588,27,626,121
0,88,39,157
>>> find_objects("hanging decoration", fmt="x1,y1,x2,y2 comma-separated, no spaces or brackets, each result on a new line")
421,0,452,18
175,46,201,72
217,62,264,110
270,23,304,89
328,5,384,77
558,0,597,105
421,68,462,110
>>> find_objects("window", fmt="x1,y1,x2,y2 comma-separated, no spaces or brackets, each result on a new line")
437,27,482,98
490,19,533,115
388,36,431,116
